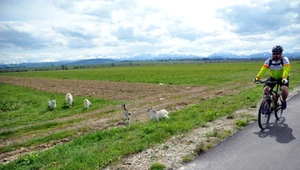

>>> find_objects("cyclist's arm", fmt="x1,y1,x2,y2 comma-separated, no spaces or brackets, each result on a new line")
282,57,290,79
256,63,268,79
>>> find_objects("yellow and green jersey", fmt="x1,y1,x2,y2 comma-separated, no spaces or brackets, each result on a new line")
256,56,290,80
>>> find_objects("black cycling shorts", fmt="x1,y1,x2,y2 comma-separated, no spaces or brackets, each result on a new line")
264,76,289,88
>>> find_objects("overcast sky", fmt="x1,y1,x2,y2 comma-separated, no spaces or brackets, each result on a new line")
0,0,300,64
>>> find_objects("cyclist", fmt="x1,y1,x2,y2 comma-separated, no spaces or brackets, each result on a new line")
254,45,291,109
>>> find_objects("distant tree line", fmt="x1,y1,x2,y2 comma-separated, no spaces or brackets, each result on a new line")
0,69,29,73
73,66,90,69
61,64,68,70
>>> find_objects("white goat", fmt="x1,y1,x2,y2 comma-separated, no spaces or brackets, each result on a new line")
65,93,73,108
84,99,92,109
48,100,56,110
121,104,132,124
147,106,169,121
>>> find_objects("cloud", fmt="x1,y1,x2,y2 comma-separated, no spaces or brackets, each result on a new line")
276,24,300,36
0,23,47,49
0,0,300,64
114,27,135,41
216,1,300,35
54,27,92,40
53,26,96,49
113,26,158,44
167,20,211,41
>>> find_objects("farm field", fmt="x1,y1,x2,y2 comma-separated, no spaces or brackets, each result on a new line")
1,61,300,169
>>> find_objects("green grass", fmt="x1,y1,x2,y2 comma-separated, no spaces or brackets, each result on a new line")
0,118,84,143
0,83,124,154
150,162,166,170
2,61,300,87
0,62,260,85
0,84,122,129
235,119,248,127
1,85,264,169
0,129,82,154
1,61,300,169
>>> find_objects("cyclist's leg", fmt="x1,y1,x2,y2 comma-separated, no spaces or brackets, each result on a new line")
280,77,289,109
263,77,274,98
263,86,270,98
281,85,288,101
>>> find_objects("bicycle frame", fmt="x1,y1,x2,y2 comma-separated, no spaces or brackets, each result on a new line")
259,80,281,109
264,80,283,117
256,79,283,130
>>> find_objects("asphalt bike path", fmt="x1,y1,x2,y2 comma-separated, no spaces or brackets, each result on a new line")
178,93,300,170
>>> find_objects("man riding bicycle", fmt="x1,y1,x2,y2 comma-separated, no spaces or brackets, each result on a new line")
254,45,291,109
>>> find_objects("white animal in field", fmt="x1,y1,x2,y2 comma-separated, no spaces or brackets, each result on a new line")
84,99,92,109
65,93,73,108
48,100,56,110
147,106,169,121
121,104,132,124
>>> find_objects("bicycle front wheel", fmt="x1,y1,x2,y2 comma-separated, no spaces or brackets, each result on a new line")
258,98,271,130
274,94,283,119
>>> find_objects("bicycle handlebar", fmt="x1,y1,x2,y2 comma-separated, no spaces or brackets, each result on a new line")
254,79,281,85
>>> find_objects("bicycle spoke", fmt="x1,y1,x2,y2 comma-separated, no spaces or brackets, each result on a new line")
258,98,271,130
274,93,283,119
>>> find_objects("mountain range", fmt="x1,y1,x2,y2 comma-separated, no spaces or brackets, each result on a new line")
1,52,300,69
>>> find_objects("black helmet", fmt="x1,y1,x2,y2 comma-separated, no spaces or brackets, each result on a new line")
272,45,283,53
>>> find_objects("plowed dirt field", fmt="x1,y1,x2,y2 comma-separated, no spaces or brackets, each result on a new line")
0,75,256,169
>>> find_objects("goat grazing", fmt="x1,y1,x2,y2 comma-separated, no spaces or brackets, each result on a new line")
84,99,92,109
65,93,73,108
48,100,56,110
147,106,169,121
121,104,132,124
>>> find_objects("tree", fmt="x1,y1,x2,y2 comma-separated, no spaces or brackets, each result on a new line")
61,64,68,70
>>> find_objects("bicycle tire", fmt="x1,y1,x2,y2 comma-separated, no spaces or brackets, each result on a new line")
274,93,283,119
258,98,271,130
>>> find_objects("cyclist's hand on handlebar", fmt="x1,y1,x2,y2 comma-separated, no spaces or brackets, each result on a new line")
282,78,288,84
253,77,260,83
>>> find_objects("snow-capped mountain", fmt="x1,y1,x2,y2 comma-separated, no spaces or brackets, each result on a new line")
1,52,300,69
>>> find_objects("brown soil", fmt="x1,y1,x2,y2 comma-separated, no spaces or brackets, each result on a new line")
0,75,259,168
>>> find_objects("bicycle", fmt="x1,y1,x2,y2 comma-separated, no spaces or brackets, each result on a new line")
255,79,284,130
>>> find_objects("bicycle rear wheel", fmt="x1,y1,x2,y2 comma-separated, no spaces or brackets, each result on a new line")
258,98,271,130
274,94,283,119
